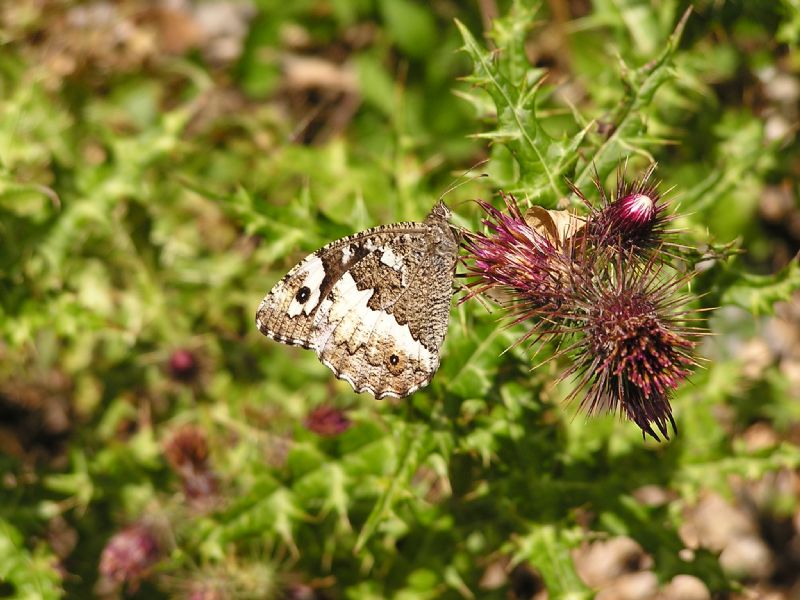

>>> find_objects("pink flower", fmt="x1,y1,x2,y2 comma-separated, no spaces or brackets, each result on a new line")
461,193,561,312
462,164,701,440
168,349,199,381
99,522,162,590
578,163,671,254
556,254,698,440
164,425,218,503
304,405,351,437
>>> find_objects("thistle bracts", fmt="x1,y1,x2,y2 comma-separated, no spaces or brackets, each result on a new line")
464,165,700,441
462,194,559,305
575,163,672,254
551,253,698,440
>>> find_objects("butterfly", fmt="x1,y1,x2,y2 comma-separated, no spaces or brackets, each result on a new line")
255,201,460,398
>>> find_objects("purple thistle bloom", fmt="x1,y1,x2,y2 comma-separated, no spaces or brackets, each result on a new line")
99,522,162,591
462,167,702,441
576,163,671,253
553,253,699,440
304,404,352,437
168,348,199,382
462,193,560,306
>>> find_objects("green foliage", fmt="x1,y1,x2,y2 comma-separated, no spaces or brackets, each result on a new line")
719,259,800,315
0,521,61,600
1,1,800,599
456,5,590,206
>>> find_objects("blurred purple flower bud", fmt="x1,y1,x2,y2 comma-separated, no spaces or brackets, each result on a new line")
169,349,199,382
304,405,351,437
99,522,162,591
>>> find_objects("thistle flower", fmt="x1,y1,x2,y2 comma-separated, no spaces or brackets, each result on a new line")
164,425,218,504
168,348,199,382
551,253,698,440
575,163,671,254
463,166,701,440
461,193,561,307
304,404,351,437
98,521,163,592
186,582,229,600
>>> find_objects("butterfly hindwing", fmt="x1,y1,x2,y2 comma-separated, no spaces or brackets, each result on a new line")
256,202,459,398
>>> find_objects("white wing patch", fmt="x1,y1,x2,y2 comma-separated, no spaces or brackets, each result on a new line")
286,255,327,317
379,247,404,270
313,272,435,398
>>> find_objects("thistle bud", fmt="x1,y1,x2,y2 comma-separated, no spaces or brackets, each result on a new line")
304,405,351,437
578,163,670,254
164,425,218,504
613,192,657,230
98,522,162,591
168,349,199,382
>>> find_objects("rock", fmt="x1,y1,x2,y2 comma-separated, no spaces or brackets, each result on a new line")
680,493,756,551
478,559,507,590
661,574,711,600
632,485,675,506
573,537,648,588
596,572,658,600
742,422,779,452
719,535,774,579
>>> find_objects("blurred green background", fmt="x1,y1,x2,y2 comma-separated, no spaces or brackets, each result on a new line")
1,0,800,598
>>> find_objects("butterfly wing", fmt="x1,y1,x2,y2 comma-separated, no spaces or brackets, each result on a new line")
314,223,458,398
256,211,458,398
256,222,436,348
256,245,352,349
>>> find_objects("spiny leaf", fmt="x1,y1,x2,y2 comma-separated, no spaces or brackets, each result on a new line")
354,423,431,553
456,3,570,207
720,258,800,315
221,487,304,557
573,7,692,189
510,525,592,600
0,519,63,600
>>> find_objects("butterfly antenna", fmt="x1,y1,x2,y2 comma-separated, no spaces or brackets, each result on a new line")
439,158,491,204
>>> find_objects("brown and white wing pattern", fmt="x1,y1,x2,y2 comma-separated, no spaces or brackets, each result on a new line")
255,202,459,398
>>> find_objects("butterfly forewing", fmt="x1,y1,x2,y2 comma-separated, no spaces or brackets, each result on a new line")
256,203,459,398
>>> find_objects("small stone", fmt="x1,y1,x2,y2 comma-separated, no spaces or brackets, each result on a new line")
574,537,647,588
781,359,800,395
719,535,774,579
661,574,710,600
632,484,674,506
742,422,779,452
478,559,507,590
763,72,800,104
760,185,794,222
680,494,756,551
736,338,773,380
596,571,658,600
678,548,695,562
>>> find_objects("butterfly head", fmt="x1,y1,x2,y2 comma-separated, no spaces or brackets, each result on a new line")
427,200,452,223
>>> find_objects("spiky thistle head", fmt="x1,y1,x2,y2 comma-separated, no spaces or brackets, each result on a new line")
462,164,702,441
461,193,561,307
98,521,163,592
574,163,672,254
164,425,218,505
551,252,699,440
304,404,352,437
